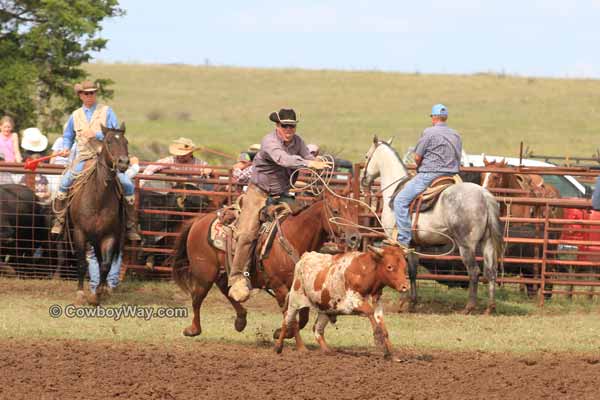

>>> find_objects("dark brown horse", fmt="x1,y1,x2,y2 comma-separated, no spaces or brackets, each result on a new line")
170,189,361,337
69,124,130,305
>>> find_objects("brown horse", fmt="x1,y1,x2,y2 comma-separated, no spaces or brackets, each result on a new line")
481,157,562,297
69,124,130,305
482,157,561,218
170,189,361,337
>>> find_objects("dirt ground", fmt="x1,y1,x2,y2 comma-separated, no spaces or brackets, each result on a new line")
0,339,598,400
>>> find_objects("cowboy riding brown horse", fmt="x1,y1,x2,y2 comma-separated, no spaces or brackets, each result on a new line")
170,188,361,338
69,124,130,305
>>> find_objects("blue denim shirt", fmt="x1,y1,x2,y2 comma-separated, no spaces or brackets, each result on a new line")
62,103,118,149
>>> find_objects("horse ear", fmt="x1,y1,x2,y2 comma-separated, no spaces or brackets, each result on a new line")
119,122,126,133
101,124,108,135
367,245,384,259
372,135,379,144
386,137,394,145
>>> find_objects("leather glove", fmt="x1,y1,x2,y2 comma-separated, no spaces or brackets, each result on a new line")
307,160,332,170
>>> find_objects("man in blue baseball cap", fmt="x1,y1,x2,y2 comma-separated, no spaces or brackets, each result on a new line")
392,103,462,250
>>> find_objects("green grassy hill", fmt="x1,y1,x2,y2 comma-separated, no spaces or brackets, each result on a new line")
82,63,600,163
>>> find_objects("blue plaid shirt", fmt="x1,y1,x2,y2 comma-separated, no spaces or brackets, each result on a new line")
414,122,462,173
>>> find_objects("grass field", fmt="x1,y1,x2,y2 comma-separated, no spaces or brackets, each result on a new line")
1,277,599,354
75,63,600,163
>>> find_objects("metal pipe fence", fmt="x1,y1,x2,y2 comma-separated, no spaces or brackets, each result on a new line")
2,160,600,303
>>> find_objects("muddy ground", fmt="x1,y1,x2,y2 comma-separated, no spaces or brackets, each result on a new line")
0,339,598,400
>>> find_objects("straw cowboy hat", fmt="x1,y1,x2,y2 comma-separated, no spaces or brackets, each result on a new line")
75,80,99,94
21,127,48,152
269,108,299,125
169,137,196,156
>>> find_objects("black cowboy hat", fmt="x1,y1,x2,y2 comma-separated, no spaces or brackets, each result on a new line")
269,108,299,125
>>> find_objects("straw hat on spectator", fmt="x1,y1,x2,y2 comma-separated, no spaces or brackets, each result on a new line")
169,137,196,156
248,143,261,152
21,127,48,152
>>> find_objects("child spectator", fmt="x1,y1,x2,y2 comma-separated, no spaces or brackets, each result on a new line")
0,115,23,162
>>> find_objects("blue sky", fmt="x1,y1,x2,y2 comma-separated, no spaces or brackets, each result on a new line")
95,0,600,78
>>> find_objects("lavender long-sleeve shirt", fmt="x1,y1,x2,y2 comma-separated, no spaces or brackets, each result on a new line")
250,130,314,195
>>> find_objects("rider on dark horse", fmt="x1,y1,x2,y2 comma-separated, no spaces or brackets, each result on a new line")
50,80,141,241
393,104,462,250
228,108,331,303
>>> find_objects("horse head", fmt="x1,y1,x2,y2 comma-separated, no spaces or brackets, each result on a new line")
361,135,384,187
481,156,508,189
100,123,130,173
322,188,361,250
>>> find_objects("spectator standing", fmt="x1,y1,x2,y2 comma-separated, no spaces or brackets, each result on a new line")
0,115,22,163
19,127,51,203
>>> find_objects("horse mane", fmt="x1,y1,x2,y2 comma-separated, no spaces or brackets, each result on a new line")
376,141,409,171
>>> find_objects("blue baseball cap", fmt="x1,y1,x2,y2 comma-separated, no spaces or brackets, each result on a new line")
430,104,448,117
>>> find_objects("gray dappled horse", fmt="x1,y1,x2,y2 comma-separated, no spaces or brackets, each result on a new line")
361,136,504,313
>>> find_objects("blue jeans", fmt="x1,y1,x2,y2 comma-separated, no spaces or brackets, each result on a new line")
592,176,600,211
60,159,134,196
87,246,122,293
393,172,451,245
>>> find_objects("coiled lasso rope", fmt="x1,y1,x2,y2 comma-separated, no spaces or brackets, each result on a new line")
288,155,457,257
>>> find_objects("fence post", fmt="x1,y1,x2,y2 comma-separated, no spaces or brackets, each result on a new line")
539,202,551,307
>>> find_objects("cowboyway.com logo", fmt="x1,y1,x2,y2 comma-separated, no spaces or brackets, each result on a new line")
48,304,188,321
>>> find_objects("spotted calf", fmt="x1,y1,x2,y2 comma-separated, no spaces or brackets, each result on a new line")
274,245,409,358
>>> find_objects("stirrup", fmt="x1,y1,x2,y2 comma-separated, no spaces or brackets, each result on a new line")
51,223,64,236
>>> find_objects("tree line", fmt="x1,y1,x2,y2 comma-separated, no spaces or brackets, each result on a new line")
0,0,122,132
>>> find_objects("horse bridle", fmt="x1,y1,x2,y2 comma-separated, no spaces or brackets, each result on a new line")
361,141,410,194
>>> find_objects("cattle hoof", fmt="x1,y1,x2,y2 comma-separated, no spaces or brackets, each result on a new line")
75,290,86,305
183,326,201,337
234,315,247,332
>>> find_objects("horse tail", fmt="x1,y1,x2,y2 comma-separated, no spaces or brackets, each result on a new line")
483,189,504,257
169,219,194,294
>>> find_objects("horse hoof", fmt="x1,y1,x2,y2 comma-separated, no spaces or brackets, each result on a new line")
274,345,283,354
183,326,201,337
462,306,475,315
234,315,247,332
273,327,295,340
484,306,496,315
76,290,86,305
273,328,282,340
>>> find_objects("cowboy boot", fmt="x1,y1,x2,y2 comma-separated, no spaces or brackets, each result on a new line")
228,268,251,303
50,192,68,236
124,195,142,241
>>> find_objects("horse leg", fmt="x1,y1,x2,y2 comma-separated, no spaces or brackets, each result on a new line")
406,252,419,312
215,273,248,332
98,237,118,298
272,285,296,340
183,281,213,337
459,244,480,314
298,307,310,330
482,237,498,315
73,228,88,305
